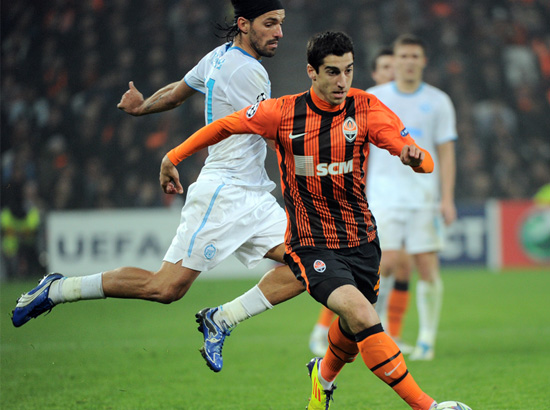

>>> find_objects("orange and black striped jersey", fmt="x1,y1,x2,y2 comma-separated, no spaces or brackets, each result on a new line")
168,87,433,253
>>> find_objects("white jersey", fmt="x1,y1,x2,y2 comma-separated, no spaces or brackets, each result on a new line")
184,43,275,191
366,81,457,210
164,43,286,271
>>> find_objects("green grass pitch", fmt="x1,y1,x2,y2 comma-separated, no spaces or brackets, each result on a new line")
1,268,549,409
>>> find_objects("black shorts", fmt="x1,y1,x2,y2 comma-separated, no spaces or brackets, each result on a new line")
284,238,381,307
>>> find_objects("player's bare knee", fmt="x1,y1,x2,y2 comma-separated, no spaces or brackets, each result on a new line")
148,274,191,303
155,281,191,303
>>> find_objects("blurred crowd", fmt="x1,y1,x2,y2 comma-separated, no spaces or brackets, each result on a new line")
2,0,550,277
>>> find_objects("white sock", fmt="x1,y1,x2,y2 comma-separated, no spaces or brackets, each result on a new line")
416,277,443,347
312,324,329,337
49,273,105,304
375,275,394,328
214,285,273,328
318,359,334,390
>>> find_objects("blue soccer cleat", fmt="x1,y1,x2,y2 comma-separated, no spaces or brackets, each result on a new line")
195,307,231,372
12,273,64,327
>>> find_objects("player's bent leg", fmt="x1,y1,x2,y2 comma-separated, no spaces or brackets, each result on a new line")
327,286,435,410
102,261,200,303
327,285,379,334
257,264,305,305
12,262,200,328
209,243,303,329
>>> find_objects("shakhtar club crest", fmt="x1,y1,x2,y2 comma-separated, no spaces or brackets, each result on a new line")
343,117,357,142
313,259,327,272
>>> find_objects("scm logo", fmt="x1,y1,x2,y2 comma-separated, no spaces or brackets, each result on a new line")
316,159,353,176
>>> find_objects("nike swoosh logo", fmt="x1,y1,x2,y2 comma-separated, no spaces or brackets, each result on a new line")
384,361,402,377
289,132,307,140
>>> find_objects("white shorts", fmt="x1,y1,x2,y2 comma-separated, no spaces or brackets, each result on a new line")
372,207,444,254
164,180,286,271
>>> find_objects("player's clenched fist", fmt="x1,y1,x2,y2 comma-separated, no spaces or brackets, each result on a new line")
400,144,425,168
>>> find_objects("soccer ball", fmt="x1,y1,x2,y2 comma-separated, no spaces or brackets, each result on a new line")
434,401,472,410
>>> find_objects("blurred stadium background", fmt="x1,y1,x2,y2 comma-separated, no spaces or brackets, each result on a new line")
2,0,550,280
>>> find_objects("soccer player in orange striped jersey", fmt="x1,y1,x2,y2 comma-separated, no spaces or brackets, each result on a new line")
308,46,405,357
162,31,437,410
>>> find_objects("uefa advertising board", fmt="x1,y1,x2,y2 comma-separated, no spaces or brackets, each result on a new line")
47,202,549,275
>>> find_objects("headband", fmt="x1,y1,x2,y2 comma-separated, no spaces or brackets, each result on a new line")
232,0,284,20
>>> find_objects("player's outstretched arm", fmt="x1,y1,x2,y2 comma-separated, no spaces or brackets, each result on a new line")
400,144,434,173
118,79,197,116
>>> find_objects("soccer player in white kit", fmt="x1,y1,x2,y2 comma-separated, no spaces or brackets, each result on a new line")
367,34,457,360
12,0,305,372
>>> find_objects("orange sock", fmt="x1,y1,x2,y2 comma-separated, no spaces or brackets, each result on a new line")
319,318,359,382
316,306,336,328
388,284,410,338
356,325,434,410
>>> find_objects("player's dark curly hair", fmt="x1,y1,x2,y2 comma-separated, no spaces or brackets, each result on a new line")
215,19,242,43
215,12,257,43
307,31,354,72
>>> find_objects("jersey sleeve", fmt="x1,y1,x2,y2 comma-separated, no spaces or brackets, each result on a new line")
367,95,434,173
237,98,281,140
183,53,209,94
367,95,411,154
166,98,281,165
225,62,270,110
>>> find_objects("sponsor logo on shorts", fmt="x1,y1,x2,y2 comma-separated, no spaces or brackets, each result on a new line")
246,102,260,118
313,259,326,272
204,244,216,260
343,116,357,142
400,127,409,137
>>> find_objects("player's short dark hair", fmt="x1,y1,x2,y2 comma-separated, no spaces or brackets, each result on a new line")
371,47,393,72
307,31,354,72
393,34,427,53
